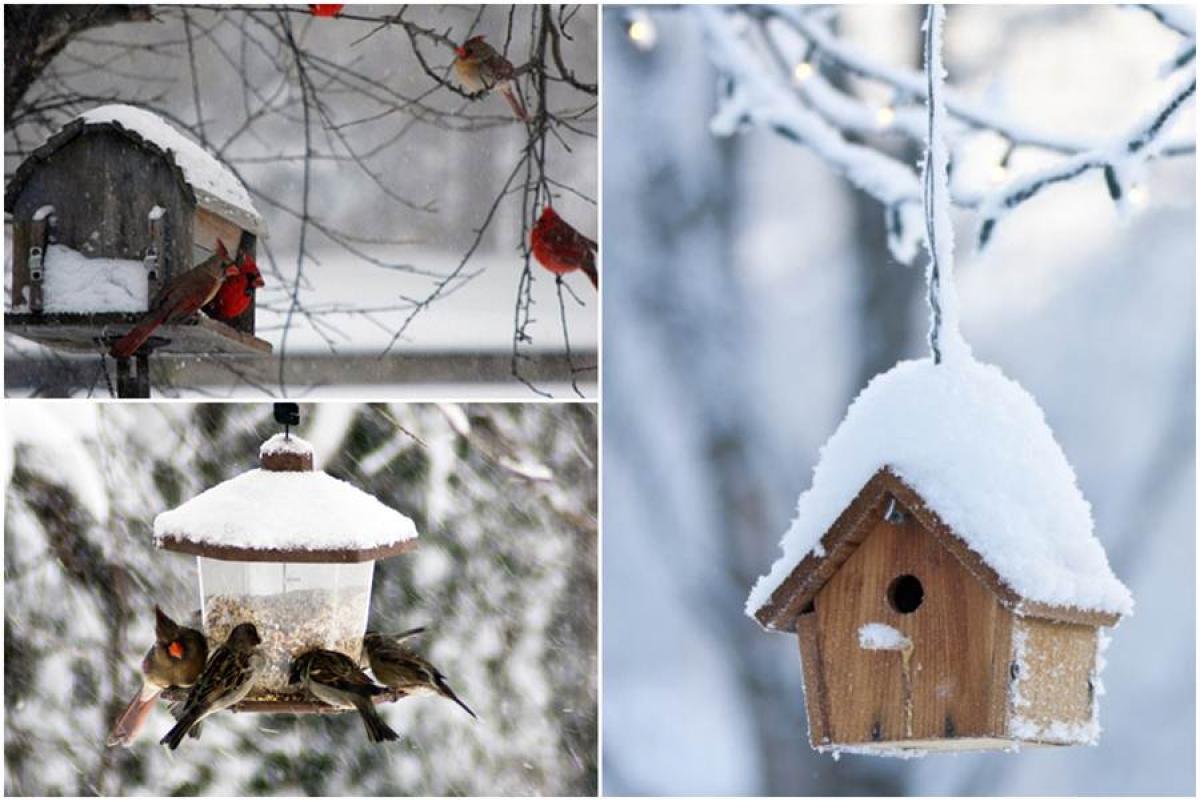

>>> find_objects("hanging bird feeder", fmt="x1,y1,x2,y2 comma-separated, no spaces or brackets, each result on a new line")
154,405,417,713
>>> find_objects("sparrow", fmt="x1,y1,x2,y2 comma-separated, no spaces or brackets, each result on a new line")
453,36,529,121
363,630,477,719
290,648,400,743
308,4,344,16
202,249,264,322
531,206,598,289
110,240,239,359
160,623,263,750
106,606,208,748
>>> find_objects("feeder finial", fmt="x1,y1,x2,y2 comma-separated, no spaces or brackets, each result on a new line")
273,402,300,440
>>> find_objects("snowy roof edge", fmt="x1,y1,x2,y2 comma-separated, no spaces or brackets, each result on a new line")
750,467,1126,632
5,105,264,234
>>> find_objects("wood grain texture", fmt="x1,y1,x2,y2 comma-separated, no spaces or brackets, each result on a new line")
796,611,830,746
6,312,272,355
810,503,1009,746
1009,617,1096,738
755,468,1120,630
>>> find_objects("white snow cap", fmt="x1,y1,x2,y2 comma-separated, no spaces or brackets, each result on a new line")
747,356,1133,620
77,104,263,233
259,432,315,459
155,436,417,552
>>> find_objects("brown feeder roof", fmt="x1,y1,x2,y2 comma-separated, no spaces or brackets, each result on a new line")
752,468,1122,632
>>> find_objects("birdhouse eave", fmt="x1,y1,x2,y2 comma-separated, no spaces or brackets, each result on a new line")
752,468,1123,632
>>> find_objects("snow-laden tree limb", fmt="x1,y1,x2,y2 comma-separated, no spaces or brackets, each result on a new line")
695,5,1197,260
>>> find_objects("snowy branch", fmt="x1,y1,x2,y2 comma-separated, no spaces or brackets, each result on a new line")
694,5,1197,261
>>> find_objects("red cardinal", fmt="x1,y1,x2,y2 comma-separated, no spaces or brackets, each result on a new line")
204,250,264,322
106,607,208,748
453,36,528,122
308,4,344,17
531,206,598,289
109,241,238,359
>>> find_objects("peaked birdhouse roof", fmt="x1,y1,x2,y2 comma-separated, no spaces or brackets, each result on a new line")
6,104,264,235
747,357,1133,631
155,434,418,562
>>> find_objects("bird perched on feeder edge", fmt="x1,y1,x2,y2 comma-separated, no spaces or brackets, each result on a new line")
531,206,598,289
106,606,208,748
290,648,400,743
109,240,239,359
453,36,529,122
160,622,263,750
203,248,264,322
363,630,477,719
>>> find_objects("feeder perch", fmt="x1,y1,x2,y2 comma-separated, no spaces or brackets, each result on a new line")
5,104,271,359
154,432,418,713
747,360,1132,755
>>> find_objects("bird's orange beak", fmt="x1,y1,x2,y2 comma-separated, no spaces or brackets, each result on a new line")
454,45,467,58
168,641,183,659
224,264,240,278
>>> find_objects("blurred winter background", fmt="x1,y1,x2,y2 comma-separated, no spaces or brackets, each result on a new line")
603,4,1194,795
3,402,597,795
4,5,597,398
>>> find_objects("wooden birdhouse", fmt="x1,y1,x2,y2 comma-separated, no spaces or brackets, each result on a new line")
154,430,418,712
5,104,271,359
748,358,1132,756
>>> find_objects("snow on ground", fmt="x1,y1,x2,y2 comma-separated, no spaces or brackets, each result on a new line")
253,248,598,354
747,356,1133,619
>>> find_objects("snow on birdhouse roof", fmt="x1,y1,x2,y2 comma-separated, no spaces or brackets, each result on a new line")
747,357,1133,625
154,435,417,557
44,104,264,234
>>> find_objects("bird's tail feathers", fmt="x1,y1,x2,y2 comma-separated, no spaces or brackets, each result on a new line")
160,707,200,750
106,686,161,748
436,677,478,720
355,697,400,743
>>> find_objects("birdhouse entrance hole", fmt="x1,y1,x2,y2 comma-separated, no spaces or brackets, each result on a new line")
887,574,924,614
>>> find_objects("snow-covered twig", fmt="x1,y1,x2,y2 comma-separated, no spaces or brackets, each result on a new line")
696,5,1197,261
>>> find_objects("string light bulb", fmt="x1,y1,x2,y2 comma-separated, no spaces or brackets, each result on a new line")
875,104,896,129
626,11,657,51
1128,184,1149,208
792,60,815,84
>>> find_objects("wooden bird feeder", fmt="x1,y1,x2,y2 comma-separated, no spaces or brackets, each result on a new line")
5,104,271,395
154,429,417,713
752,467,1128,755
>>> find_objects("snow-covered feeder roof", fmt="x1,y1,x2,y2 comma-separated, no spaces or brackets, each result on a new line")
748,357,1132,631
6,104,264,235
154,434,418,563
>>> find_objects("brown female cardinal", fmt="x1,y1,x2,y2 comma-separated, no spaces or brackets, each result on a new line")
106,606,208,748
531,206,598,289
109,241,238,359
203,250,264,322
453,36,528,122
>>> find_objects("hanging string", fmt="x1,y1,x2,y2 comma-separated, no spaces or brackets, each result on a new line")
923,4,944,365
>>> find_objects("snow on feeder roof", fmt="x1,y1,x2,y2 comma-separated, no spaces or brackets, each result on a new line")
6,104,264,235
748,356,1133,629
155,433,418,562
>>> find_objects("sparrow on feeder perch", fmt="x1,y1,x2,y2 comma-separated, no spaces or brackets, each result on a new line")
160,623,263,750
106,606,208,748
290,649,400,743
363,631,477,719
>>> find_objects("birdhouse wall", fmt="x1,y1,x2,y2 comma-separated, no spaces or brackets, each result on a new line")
1006,617,1097,743
797,504,1013,750
9,129,194,304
